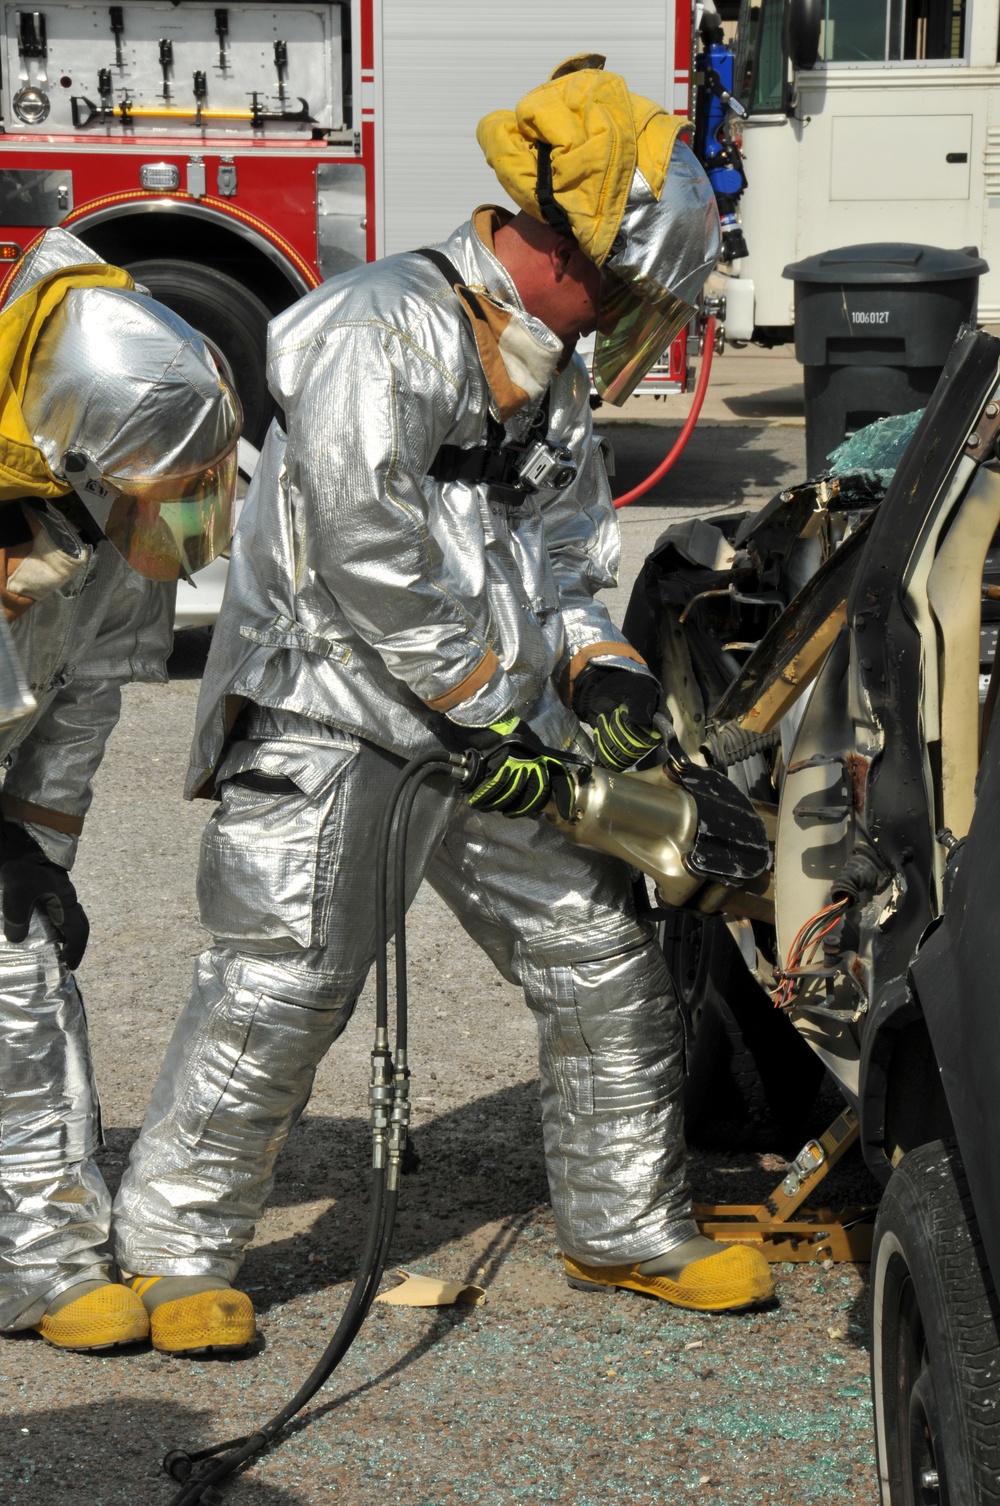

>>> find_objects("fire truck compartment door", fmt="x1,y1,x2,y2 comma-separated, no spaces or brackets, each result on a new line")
831,115,972,202
316,165,366,280
0,170,73,227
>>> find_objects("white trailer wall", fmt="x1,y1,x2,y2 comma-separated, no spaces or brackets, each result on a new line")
376,0,679,256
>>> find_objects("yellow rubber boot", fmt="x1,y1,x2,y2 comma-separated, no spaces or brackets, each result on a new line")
564,1240,775,1313
34,1278,150,1350
130,1275,256,1355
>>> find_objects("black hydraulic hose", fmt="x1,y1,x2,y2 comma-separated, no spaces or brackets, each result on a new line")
393,762,450,1055
376,751,459,1032
164,747,469,1505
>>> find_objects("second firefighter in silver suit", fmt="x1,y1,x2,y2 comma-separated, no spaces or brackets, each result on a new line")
114,57,774,1348
0,227,240,1350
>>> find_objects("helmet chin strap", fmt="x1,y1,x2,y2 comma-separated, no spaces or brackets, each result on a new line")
534,142,576,241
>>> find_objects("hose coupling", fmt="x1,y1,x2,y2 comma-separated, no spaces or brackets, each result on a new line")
369,1049,393,1131
163,1451,193,1482
452,749,482,787
389,1064,411,1146
390,1097,411,1134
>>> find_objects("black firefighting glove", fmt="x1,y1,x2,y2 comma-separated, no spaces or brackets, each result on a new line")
0,818,89,970
463,716,585,819
573,665,664,771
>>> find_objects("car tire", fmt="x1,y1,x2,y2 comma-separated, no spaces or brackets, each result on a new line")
661,911,825,1147
871,1140,1000,1506
124,260,275,447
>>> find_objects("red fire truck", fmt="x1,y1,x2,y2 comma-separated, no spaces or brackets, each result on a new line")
0,1,710,444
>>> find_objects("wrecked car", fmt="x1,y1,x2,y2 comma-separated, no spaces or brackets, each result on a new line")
616,325,1000,1504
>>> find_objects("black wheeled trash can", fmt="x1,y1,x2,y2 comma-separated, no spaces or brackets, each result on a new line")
783,243,988,477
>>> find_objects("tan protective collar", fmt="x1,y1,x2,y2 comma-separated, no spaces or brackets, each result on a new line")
455,208,563,421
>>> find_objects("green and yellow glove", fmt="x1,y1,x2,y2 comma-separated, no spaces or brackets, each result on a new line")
463,716,581,819
573,665,663,771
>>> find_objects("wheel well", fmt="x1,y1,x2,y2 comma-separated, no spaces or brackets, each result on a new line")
69,210,303,316
880,1017,956,1175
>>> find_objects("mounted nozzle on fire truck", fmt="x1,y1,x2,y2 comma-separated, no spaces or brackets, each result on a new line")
0,1,749,448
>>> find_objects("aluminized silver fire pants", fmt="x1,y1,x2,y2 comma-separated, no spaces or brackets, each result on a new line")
113,723,695,1278
0,914,109,1329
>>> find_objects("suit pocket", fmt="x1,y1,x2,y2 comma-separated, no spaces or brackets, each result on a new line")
197,742,357,950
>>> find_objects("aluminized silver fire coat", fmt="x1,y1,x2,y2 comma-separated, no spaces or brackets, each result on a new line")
114,714,695,1274
0,228,216,1327
187,212,650,793
116,214,696,1274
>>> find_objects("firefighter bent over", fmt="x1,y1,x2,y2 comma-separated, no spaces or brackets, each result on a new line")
113,57,774,1354
0,228,240,1350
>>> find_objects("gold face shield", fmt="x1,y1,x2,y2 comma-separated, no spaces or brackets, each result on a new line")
63,435,240,582
592,269,695,406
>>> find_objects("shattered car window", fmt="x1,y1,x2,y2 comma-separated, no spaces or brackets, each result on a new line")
826,408,925,484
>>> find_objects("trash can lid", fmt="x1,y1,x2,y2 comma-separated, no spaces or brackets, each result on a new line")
783,242,989,284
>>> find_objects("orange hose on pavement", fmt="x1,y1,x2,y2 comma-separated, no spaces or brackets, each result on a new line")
613,317,716,509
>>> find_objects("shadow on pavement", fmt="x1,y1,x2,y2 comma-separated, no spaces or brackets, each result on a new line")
724,385,804,421
0,1396,308,1505
607,420,805,510
99,1080,552,1313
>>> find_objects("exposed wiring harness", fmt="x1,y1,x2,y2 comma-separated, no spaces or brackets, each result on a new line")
162,747,470,1505
613,317,716,509
772,897,850,1012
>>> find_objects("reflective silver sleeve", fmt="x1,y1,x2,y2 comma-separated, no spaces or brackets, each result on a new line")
71,565,175,686
291,324,516,722
543,360,658,683
2,564,174,867
2,678,124,867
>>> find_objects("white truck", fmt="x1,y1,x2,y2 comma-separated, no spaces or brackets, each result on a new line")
730,0,1000,339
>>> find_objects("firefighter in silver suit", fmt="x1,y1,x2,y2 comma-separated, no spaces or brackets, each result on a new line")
113,57,774,1354
0,228,240,1350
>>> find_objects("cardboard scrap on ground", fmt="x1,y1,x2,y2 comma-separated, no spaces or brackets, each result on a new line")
376,1270,486,1308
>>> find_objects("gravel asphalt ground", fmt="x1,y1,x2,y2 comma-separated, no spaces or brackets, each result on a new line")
0,409,883,1506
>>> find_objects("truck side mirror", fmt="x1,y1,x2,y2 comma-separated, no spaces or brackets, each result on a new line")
787,0,821,70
